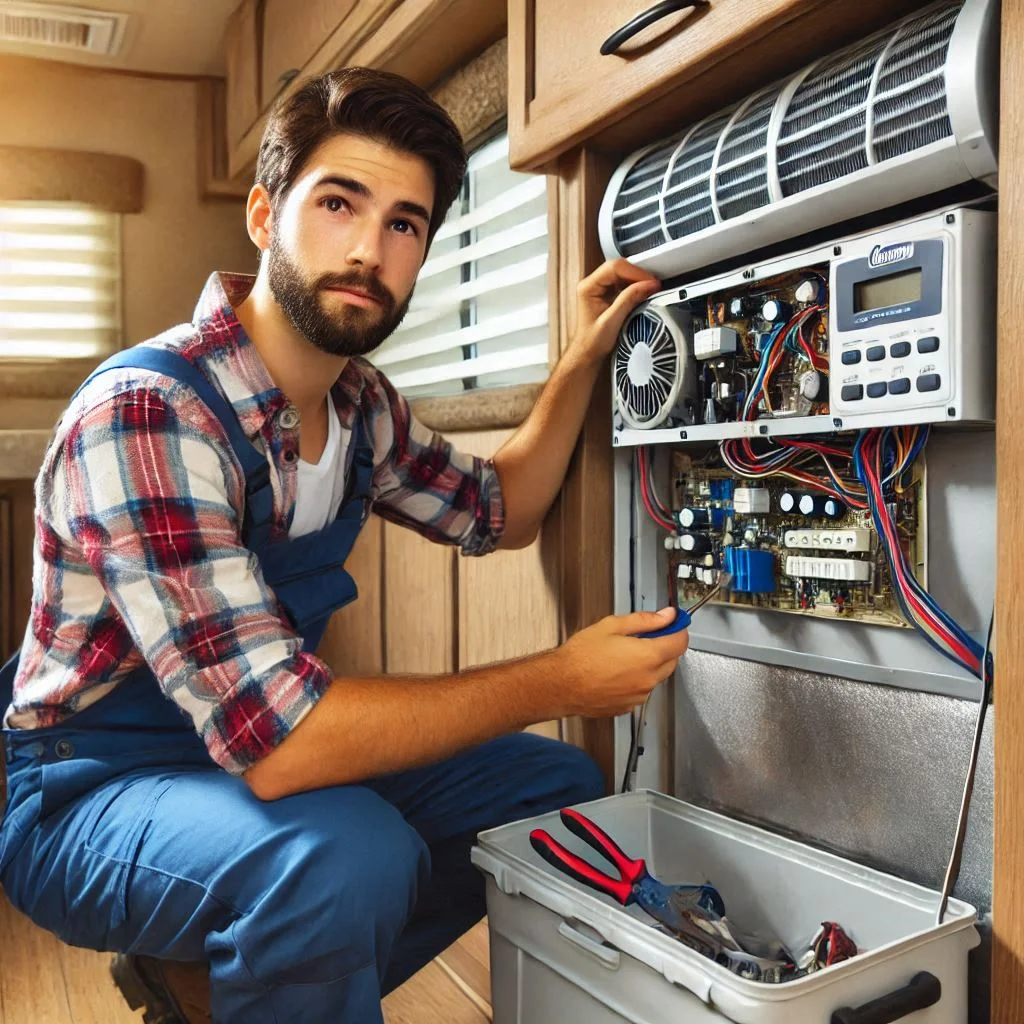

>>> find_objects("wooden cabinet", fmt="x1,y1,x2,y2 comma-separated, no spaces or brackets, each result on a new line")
261,0,400,110
224,0,261,150
222,0,507,180
508,0,932,172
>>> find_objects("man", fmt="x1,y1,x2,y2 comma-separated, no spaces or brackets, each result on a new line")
0,68,688,1023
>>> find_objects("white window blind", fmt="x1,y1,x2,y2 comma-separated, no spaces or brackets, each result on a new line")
371,132,550,398
0,202,121,359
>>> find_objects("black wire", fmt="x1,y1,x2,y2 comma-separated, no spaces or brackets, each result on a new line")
936,604,995,924
622,453,640,794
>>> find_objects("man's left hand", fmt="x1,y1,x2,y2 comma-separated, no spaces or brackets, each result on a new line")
572,258,661,365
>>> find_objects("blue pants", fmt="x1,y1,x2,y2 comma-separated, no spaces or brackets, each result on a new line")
0,678,604,1022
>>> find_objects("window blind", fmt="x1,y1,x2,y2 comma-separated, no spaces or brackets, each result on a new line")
0,202,121,359
371,132,550,398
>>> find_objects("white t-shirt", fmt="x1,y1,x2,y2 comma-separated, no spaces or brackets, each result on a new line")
289,398,351,537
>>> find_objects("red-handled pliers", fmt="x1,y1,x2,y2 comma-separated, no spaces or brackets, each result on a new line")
529,807,725,918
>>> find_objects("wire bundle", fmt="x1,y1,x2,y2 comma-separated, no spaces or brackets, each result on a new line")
854,427,991,683
720,435,867,508
741,307,827,420
635,447,675,530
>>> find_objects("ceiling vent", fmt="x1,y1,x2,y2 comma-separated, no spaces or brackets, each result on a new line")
0,2,128,56
599,0,998,279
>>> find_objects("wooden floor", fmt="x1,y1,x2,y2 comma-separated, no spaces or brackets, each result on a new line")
0,891,492,1023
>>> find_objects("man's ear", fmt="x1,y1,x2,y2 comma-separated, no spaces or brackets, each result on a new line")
246,183,274,253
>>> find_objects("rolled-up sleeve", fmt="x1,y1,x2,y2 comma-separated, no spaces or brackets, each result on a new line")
367,369,505,556
52,381,332,775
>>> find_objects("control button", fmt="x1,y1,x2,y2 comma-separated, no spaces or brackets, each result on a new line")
841,350,861,365
888,378,911,396
866,382,887,398
890,342,911,358
841,384,864,401
866,345,886,362
917,373,942,393
917,336,940,353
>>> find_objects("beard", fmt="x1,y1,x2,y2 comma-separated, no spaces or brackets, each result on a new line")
266,237,412,358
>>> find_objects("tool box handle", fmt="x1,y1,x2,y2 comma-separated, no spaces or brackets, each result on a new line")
830,972,941,1024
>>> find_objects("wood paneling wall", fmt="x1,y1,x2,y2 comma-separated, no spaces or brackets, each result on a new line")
992,0,1024,1019
317,427,561,739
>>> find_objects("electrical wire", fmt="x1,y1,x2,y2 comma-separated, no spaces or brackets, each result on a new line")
936,605,994,924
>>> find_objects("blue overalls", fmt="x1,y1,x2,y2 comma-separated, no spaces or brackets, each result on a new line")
0,346,604,1023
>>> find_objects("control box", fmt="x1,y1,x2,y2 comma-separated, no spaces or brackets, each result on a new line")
611,207,996,447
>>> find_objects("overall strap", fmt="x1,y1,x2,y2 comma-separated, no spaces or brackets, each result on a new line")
79,345,274,546
337,412,375,522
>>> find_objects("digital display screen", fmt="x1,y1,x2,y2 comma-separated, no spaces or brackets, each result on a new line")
853,269,922,313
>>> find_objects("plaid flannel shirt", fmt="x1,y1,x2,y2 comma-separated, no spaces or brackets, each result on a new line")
4,272,504,774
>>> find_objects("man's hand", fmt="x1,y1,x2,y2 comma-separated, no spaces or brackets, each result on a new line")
573,258,661,366
550,609,689,718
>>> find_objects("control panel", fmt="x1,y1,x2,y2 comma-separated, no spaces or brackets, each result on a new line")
612,207,996,448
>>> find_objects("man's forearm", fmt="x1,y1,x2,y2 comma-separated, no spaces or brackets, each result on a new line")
244,653,562,800
492,347,603,548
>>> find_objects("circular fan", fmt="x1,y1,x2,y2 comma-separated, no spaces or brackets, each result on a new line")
614,305,690,429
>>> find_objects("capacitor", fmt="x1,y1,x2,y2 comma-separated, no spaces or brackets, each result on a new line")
680,532,711,555
703,553,716,567
761,298,791,323
728,296,745,318
678,563,693,579
799,494,827,517
779,490,802,513
664,536,677,551
823,498,846,520
679,507,710,529
799,370,823,400
794,278,821,305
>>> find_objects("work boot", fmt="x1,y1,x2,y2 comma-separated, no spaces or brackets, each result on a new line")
110,953,212,1024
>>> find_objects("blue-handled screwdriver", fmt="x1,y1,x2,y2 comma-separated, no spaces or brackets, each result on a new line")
635,571,732,638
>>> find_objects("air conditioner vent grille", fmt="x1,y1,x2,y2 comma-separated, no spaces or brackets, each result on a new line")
0,2,127,55
601,0,982,269
871,4,958,161
715,87,780,221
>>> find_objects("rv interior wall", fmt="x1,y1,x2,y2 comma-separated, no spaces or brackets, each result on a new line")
0,55,255,342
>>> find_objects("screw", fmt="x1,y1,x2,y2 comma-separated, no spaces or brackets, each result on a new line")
947,407,957,417
833,246,842,256
679,289,688,300
759,425,768,435
614,436,620,445
833,417,843,429
679,430,688,439
946,213,955,224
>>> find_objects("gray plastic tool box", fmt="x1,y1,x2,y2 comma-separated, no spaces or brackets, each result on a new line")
471,791,978,1024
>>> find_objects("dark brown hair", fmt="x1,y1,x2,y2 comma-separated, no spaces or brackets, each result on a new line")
256,67,467,248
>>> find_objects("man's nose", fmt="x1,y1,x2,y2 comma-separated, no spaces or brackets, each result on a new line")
344,221,383,271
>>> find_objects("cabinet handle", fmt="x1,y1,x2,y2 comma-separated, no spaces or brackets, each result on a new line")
600,0,710,56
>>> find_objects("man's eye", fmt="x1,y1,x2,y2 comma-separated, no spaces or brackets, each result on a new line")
392,219,417,235
323,196,346,213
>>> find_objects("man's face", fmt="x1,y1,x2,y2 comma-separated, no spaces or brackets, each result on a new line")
265,133,434,358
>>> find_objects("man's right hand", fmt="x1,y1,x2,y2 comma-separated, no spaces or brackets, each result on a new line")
550,609,689,718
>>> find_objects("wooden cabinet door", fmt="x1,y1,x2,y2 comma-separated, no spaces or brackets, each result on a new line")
508,0,931,171
261,0,402,110
224,0,261,148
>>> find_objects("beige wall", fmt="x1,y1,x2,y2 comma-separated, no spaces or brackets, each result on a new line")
0,56,256,344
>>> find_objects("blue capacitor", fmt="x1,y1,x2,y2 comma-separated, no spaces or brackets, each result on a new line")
723,547,776,594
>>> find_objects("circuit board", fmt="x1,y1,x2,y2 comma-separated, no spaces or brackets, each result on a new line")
668,450,925,628
681,265,831,427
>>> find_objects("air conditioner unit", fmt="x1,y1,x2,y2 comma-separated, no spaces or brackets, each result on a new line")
598,0,998,280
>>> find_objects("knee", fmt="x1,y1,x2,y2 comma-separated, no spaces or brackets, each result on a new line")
230,789,428,982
